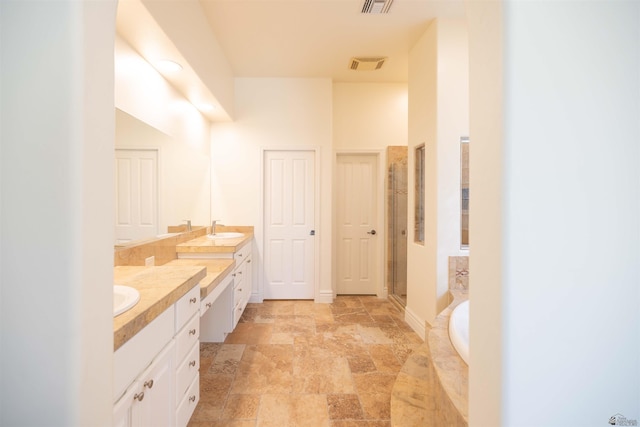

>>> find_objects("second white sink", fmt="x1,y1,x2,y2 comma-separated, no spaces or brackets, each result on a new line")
114,285,140,317
207,232,244,239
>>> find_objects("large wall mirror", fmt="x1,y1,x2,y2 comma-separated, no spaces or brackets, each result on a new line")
114,109,211,245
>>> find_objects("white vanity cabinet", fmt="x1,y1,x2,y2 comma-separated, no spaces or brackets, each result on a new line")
113,340,175,427
113,284,201,427
231,243,252,328
173,285,200,427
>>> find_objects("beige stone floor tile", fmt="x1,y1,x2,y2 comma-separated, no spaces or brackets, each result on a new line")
222,394,261,420
359,393,391,419
347,353,377,374
293,355,355,394
330,421,391,427
327,394,365,420
199,374,233,404
192,296,428,427
225,323,274,344
208,343,245,375
231,344,293,394
352,373,397,395
368,345,402,373
257,394,330,427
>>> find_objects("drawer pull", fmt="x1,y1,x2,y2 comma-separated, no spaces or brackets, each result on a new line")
190,297,197,304
232,273,236,277
238,288,242,292
189,360,196,367
238,253,243,257
189,395,196,403
144,379,154,389
247,259,251,263
189,328,197,335
206,302,212,308
237,271,242,275
134,392,144,402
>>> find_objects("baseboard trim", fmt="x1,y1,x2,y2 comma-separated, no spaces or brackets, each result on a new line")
404,306,426,341
315,289,334,304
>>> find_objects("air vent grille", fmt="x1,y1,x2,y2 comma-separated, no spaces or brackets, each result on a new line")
349,57,387,71
361,0,394,14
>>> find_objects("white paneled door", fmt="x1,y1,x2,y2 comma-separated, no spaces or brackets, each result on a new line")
115,149,158,244
336,154,379,295
264,150,316,299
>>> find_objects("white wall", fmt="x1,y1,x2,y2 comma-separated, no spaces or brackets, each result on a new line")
1,1,115,424
468,0,640,425
210,78,334,302
115,35,211,232
406,19,469,335
466,0,504,425
407,21,438,337
332,83,408,150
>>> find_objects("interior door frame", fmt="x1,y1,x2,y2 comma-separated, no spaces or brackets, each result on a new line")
259,147,322,302
333,149,386,298
114,146,162,242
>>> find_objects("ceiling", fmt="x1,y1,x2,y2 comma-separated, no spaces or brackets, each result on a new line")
116,0,466,121
199,0,466,83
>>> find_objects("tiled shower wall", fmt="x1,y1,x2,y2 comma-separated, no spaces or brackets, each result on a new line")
448,256,469,291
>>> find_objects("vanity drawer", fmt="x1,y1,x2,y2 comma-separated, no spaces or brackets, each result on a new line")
175,341,199,405
176,375,199,427
175,285,200,331
233,243,251,264
175,313,199,364
201,273,233,316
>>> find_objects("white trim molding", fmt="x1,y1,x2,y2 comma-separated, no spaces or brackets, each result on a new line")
404,306,426,341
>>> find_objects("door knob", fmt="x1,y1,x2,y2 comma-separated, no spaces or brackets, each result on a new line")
367,229,377,235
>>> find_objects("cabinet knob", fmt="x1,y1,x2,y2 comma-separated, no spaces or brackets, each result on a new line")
238,271,242,275
190,297,197,304
134,392,144,402
206,302,212,308
238,288,242,292
189,360,196,367
144,379,154,389
189,395,196,403
247,259,251,263
189,328,197,335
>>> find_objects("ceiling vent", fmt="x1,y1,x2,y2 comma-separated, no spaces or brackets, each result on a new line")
361,0,394,14
349,57,387,71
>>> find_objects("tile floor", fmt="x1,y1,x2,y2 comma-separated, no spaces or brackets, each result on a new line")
188,296,423,427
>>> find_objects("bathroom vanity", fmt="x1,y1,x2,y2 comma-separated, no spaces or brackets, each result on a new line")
112,266,205,427
175,228,254,342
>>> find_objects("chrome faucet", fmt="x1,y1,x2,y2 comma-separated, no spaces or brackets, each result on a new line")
211,220,219,235
183,219,192,232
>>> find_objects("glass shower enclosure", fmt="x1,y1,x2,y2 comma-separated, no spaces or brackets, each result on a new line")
386,147,408,306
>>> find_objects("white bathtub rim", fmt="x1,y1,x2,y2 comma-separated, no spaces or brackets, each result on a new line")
449,299,469,365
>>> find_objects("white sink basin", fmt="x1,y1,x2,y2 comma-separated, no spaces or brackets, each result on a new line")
206,232,244,239
114,285,140,317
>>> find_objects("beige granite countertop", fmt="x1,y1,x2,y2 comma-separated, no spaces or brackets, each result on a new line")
163,258,235,299
113,265,206,351
175,226,253,254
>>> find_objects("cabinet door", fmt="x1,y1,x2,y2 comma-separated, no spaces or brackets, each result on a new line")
113,380,140,427
131,341,175,427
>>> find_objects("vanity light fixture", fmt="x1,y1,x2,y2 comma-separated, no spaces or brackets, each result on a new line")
154,59,183,73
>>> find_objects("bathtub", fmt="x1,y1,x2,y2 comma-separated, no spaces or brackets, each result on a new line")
448,300,469,365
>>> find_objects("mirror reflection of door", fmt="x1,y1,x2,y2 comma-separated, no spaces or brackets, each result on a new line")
114,149,158,244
